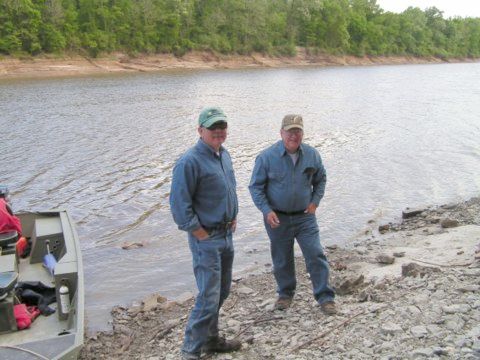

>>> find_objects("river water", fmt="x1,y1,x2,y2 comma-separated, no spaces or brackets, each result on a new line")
1,63,479,331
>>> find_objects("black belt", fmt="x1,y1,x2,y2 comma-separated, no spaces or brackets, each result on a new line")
273,209,305,216
204,221,234,233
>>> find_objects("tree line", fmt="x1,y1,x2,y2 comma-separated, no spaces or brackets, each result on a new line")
1,0,479,58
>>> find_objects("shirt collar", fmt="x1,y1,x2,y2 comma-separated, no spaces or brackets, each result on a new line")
277,140,303,157
196,138,224,157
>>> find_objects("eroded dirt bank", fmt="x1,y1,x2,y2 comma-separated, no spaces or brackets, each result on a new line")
80,197,480,359
1,51,478,80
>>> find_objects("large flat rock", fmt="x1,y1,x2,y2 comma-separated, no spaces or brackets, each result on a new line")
354,225,480,281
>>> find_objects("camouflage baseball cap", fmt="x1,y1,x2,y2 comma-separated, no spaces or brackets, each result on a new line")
282,114,303,131
198,107,228,128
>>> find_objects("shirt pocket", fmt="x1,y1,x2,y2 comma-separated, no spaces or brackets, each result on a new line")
302,166,317,186
198,173,226,196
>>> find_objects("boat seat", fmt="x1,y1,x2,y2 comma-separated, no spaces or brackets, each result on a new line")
0,271,18,300
0,231,18,255
0,254,18,300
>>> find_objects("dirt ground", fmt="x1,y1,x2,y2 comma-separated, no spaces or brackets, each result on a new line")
1,50,478,80
79,197,480,359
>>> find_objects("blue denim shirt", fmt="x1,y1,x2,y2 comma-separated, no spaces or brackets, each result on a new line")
170,139,238,232
249,140,326,215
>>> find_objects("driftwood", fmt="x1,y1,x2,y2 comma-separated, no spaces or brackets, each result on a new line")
290,310,365,353
148,322,178,342
121,242,144,250
412,258,472,268
234,312,284,338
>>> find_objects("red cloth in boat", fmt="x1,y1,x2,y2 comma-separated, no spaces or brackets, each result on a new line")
0,198,22,236
13,304,40,330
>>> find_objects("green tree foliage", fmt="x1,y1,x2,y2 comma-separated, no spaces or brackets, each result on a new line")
0,0,479,57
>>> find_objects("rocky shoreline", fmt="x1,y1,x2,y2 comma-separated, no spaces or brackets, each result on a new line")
80,197,480,359
1,51,479,80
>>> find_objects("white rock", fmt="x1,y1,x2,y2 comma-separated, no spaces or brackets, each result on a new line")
227,319,241,329
300,320,315,329
260,298,276,308
472,339,480,352
454,337,472,347
445,315,466,331
413,293,430,305
426,324,444,337
411,347,435,357
432,347,449,356
456,285,480,293
430,289,447,300
466,326,480,338
236,286,255,295
363,347,374,355
410,325,428,338
407,305,422,316
363,339,375,348
381,322,403,335
378,341,395,352
442,304,471,314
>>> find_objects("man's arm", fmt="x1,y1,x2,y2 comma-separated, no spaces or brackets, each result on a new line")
249,156,281,228
311,151,327,206
169,158,202,233
248,156,273,216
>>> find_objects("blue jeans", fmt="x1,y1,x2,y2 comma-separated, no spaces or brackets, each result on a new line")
182,229,234,356
264,213,335,304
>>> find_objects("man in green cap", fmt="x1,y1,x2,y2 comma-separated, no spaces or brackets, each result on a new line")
170,107,241,359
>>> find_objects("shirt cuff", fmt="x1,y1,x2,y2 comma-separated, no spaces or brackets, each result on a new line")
311,195,322,207
179,218,201,233
261,205,273,216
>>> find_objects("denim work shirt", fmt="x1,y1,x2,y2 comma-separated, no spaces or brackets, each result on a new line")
249,140,326,215
170,139,238,232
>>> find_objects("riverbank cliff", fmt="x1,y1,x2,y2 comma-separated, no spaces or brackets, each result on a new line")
1,50,479,79
79,197,480,359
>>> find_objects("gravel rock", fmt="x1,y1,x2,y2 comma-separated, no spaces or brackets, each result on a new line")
441,218,460,228
410,325,428,338
381,322,403,335
80,197,480,360
376,254,395,264
442,304,471,314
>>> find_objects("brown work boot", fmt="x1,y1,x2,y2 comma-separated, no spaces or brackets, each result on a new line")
202,336,242,353
274,296,293,310
180,351,200,360
320,301,337,315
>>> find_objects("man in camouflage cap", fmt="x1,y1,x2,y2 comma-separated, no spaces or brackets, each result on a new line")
249,114,336,315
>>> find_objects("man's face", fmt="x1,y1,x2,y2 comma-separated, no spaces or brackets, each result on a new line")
281,128,303,153
198,122,228,151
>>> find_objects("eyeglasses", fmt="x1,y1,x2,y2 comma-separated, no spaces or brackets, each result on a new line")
207,122,228,131
284,128,303,136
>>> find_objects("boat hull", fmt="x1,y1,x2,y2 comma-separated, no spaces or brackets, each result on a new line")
0,210,84,360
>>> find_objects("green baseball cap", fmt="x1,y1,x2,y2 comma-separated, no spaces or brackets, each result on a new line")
198,107,227,128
